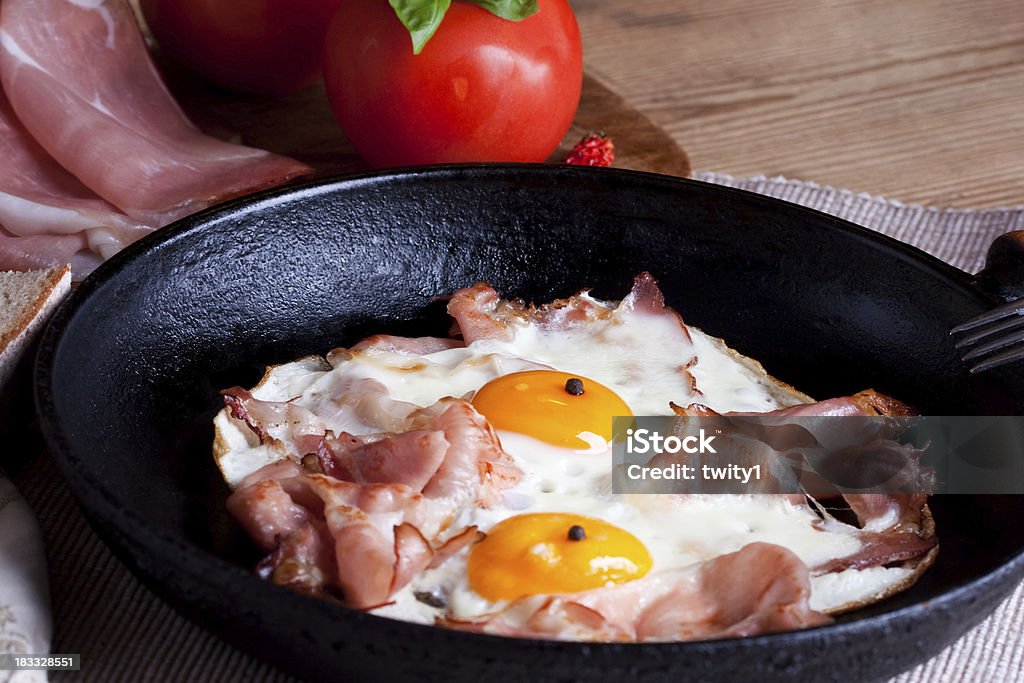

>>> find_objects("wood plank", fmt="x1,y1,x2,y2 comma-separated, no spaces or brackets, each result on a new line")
573,0,1024,207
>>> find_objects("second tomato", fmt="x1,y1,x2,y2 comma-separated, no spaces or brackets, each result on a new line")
141,0,342,95
322,0,583,167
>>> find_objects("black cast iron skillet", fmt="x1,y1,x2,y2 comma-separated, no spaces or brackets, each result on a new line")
35,165,1024,682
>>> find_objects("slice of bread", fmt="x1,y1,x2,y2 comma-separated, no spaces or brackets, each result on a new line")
0,265,71,390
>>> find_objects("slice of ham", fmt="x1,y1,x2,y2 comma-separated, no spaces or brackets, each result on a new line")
815,527,936,573
841,492,929,531
0,228,95,274
443,543,830,641
256,520,336,596
624,271,692,339
227,459,310,550
231,468,477,609
408,399,522,507
316,430,450,492
0,87,152,276
675,389,915,419
447,272,690,344
673,391,936,573
227,479,311,552
0,0,311,227
222,387,328,458
446,279,618,342
261,368,422,434
447,282,524,343
225,384,523,506
226,395,521,608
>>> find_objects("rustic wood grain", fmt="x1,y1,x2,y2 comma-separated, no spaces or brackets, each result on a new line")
572,0,1024,208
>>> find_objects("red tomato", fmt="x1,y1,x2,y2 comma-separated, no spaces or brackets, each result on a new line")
140,0,341,95
322,0,583,167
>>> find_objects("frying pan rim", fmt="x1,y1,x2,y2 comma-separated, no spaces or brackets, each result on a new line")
46,164,991,308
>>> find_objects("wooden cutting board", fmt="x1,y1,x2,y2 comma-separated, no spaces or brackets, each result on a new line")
162,69,692,178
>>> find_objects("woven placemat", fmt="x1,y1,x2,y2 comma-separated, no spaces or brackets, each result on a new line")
14,173,1024,683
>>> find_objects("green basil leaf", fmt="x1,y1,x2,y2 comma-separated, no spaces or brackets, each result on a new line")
389,0,452,55
468,0,539,22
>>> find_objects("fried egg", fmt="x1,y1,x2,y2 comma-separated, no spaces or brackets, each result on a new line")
216,301,925,628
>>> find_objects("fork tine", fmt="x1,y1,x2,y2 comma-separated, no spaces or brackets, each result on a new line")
950,298,1024,334
970,345,1024,374
954,315,1024,349
961,328,1024,361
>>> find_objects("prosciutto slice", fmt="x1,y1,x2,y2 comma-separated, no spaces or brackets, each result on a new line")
0,88,151,275
444,543,830,641
223,387,329,458
0,0,310,226
407,399,522,507
0,228,94,274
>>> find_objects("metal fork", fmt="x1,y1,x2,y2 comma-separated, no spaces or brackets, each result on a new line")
951,299,1024,373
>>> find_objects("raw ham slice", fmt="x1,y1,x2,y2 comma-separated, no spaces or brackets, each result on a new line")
444,543,830,641
0,228,96,274
0,0,311,226
0,88,152,275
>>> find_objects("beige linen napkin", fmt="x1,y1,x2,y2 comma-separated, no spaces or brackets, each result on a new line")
12,172,1024,682
0,472,51,683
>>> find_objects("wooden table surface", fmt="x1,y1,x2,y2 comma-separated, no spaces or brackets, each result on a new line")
573,0,1024,208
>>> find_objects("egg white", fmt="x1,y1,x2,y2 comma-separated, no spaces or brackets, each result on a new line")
215,306,918,625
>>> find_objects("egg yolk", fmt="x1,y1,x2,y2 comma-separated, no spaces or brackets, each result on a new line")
471,370,632,449
467,513,652,602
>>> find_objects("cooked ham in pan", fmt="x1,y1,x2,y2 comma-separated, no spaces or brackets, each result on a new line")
442,543,830,641
215,276,938,641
